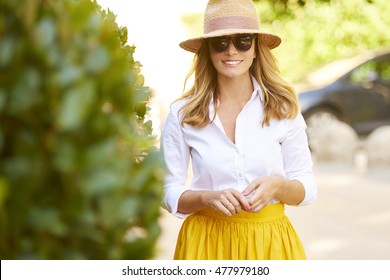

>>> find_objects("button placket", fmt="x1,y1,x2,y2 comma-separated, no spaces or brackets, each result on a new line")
233,148,246,188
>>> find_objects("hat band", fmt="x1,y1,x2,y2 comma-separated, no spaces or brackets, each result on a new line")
204,16,259,34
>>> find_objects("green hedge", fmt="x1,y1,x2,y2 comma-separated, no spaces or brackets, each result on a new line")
0,0,164,259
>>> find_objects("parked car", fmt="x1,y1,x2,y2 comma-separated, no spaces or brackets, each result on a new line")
297,50,390,150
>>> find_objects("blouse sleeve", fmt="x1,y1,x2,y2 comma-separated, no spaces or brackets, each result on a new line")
160,106,191,218
281,114,318,206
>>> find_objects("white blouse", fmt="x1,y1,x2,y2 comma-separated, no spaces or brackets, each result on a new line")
161,78,317,218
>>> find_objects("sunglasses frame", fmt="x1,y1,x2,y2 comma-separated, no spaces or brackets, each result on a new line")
208,34,257,53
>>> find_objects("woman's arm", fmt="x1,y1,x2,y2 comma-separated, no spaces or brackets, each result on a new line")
178,188,251,216
161,108,191,218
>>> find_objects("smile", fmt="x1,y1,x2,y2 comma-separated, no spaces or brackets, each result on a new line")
222,60,243,65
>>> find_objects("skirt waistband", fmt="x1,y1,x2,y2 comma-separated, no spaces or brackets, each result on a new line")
195,203,285,223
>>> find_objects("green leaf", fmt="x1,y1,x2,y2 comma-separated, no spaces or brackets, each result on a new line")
85,139,117,165
101,196,140,227
57,65,84,87
0,37,15,67
53,139,77,172
84,46,109,73
28,208,68,237
34,17,56,49
57,80,96,130
9,68,41,113
85,169,121,196
119,26,128,45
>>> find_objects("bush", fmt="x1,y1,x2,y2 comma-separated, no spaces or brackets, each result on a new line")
0,0,164,259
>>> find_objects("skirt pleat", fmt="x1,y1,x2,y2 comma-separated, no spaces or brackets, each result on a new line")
173,203,306,260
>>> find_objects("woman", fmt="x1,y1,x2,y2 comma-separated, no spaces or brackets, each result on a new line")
161,0,317,260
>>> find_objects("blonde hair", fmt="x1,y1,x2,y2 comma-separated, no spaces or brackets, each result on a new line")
177,36,299,127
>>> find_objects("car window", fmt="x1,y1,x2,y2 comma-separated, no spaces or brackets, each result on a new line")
377,59,390,81
350,60,378,84
350,55,390,84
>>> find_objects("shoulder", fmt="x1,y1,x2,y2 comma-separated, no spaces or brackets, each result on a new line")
168,98,189,120
268,114,307,141
280,114,308,141
269,113,306,128
285,113,307,129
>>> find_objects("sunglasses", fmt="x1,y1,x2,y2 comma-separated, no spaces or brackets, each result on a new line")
208,34,256,53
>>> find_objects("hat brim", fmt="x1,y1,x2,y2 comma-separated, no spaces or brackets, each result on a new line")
179,30,281,53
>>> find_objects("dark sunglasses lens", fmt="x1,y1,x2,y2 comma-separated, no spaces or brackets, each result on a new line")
234,35,254,51
210,37,230,52
209,35,254,52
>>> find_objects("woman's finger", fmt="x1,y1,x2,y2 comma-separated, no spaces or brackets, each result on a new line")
215,200,232,216
225,200,236,213
232,191,251,211
241,178,264,197
250,203,266,213
225,193,243,213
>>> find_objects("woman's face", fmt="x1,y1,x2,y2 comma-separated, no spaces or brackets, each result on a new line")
208,34,256,80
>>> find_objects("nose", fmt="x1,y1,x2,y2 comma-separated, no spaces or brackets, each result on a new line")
226,40,238,55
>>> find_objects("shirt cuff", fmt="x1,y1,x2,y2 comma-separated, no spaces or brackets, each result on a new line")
163,185,191,219
292,174,318,206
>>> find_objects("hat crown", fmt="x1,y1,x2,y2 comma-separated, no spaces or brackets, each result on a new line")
203,0,260,35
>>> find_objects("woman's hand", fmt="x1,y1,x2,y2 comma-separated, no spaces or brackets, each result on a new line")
202,188,251,216
241,176,286,213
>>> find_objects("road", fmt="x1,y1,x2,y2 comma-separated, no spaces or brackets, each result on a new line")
154,162,390,260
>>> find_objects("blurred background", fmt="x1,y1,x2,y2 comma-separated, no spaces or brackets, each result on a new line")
1,0,389,260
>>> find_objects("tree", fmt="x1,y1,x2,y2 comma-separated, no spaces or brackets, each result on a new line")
255,0,390,81
0,0,164,259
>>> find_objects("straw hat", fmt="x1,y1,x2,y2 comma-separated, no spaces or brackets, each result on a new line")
179,0,281,53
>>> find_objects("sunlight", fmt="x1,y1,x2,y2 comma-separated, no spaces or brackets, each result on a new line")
96,1,207,121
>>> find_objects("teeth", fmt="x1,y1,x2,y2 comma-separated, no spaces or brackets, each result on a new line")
224,60,241,65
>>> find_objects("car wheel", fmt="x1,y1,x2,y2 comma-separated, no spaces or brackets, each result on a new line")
303,108,358,162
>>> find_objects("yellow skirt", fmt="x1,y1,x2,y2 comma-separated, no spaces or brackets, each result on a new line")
174,203,306,260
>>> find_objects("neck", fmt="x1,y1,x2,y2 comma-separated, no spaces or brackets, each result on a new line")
216,74,254,103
